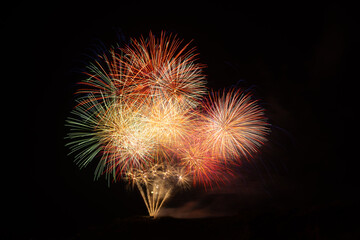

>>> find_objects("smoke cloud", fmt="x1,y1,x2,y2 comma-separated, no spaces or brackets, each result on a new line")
158,179,273,218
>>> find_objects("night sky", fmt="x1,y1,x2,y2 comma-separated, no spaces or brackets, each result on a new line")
5,1,357,239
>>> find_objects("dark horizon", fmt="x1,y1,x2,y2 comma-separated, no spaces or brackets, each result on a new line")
4,1,358,239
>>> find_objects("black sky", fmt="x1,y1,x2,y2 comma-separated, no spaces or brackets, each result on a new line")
4,1,357,238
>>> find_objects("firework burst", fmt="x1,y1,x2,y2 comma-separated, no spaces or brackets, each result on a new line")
199,89,270,162
66,94,111,171
177,138,230,188
76,48,125,107
95,100,156,179
144,97,194,149
66,31,270,218
122,32,207,108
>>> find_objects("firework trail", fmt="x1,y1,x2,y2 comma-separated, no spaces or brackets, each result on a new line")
125,163,190,217
66,31,269,218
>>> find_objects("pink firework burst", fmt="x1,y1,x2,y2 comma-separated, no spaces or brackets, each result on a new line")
199,89,270,163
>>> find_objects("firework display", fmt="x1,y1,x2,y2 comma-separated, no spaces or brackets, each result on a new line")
66,32,270,218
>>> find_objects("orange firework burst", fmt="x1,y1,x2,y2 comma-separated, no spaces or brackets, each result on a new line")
122,31,207,108
199,89,270,163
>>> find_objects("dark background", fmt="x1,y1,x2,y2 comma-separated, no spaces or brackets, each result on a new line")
4,1,357,239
